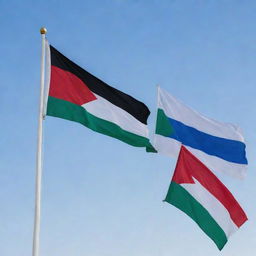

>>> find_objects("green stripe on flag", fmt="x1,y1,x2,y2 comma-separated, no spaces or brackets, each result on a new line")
47,96,155,150
164,181,228,250
155,109,174,137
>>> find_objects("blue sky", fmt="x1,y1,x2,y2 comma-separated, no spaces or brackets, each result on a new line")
1,0,256,255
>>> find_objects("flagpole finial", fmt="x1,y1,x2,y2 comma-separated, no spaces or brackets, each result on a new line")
40,27,47,34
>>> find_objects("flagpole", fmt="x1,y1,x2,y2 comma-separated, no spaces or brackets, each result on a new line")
32,27,47,256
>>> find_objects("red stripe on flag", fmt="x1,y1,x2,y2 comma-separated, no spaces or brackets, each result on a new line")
172,146,247,227
49,66,97,105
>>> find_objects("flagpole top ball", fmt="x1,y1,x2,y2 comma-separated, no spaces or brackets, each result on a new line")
40,27,47,34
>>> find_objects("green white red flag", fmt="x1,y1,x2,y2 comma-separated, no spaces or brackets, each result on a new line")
165,146,247,250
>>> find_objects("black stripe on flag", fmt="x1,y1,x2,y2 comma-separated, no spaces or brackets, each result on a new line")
50,45,150,125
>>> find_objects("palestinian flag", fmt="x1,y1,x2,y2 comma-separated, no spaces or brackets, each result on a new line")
46,45,155,151
164,146,247,250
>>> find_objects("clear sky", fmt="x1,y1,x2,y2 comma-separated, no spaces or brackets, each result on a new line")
1,0,256,255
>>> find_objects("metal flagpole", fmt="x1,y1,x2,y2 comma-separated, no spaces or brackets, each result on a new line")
32,27,47,256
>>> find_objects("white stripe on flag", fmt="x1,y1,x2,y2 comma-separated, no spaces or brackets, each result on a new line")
82,94,149,138
158,87,245,142
182,178,238,238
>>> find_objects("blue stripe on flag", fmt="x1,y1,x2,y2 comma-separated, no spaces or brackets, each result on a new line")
167,117,247,164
